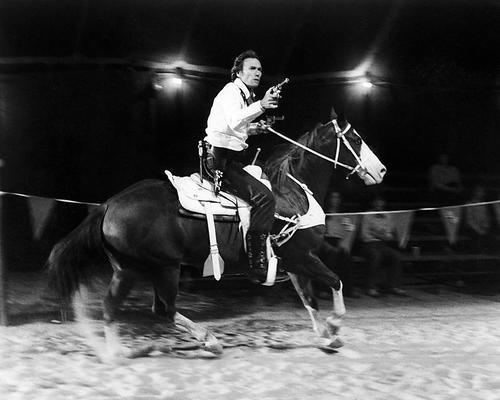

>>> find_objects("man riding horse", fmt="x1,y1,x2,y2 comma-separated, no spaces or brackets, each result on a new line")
204,50,282,283
47,66,387,359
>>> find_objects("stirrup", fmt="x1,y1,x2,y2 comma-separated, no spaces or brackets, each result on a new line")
262,244,282,286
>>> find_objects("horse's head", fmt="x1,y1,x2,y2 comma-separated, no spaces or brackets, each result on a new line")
316,110,386,185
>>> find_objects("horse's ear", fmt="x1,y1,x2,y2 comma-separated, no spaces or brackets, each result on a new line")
329,106,338,120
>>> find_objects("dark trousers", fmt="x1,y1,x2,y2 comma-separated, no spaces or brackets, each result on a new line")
362,241,402,290
208,146,275,233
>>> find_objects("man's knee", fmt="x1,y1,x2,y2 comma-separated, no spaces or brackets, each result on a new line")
264,190,276,209
252,187,275,210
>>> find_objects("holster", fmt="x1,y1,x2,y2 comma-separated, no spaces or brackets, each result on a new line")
198,140,225,195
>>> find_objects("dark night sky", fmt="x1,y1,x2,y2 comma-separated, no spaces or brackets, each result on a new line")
1,0,499,80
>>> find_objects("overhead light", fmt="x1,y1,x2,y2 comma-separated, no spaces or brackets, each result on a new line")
354,76,373,89
153,73,184,91
346,75,375,96
360,79,373,89
171,77,183,87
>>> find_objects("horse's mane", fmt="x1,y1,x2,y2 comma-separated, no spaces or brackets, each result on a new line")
264,124,324,214
264,123,322,191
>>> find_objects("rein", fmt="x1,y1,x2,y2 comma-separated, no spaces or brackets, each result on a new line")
267,120,366,177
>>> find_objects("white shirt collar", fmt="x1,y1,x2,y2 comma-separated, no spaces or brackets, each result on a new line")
234,78,252,101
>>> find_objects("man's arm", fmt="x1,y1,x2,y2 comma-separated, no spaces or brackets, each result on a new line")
218,86,265,131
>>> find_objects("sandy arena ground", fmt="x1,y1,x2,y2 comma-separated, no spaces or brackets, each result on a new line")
1,272,500,400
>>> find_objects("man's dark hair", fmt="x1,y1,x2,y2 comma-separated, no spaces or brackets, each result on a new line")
231,50,260,81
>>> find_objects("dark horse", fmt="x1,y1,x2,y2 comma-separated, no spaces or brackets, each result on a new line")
47,112,386,360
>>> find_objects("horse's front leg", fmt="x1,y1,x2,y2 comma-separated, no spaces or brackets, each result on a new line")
284,249,345,344
285,250,346,317
316,240,347,318
288,273,326,336
288,272,343,349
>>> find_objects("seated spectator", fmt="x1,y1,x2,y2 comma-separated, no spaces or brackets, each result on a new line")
464,184,494,252
360,195,407,297
428,153,463,206
318,191,360,298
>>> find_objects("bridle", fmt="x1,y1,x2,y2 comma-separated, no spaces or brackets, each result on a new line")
267,119,368,179
330,119,368,179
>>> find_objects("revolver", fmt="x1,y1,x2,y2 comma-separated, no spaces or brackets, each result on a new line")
265,115,285,126
270,78,290,95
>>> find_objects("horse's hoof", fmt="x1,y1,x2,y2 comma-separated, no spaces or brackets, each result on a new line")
203,341,223,355
202,331,223,355
318,344,339,354
125,345,156,359
152,305,168,317
316,337,344,354
318,335,344,349
328,337,344,349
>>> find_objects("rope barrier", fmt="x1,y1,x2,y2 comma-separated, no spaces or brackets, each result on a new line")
326,199,500,217
0,190,100,206
1,189,499,216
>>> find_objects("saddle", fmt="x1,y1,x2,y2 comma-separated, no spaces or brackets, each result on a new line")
165,165,325,285
165,165,279,284
164,165,271,220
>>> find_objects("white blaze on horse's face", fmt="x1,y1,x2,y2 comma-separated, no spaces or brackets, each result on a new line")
333,121,387,185
358,140,386,185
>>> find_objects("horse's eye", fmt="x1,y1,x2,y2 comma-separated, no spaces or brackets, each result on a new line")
348,134,362,146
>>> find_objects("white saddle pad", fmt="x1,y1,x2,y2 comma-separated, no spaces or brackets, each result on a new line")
164,165,271,217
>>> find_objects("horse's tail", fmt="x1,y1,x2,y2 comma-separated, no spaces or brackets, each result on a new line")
47,204,108,300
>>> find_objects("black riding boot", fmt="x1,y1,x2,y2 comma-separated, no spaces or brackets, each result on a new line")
246,232,269,284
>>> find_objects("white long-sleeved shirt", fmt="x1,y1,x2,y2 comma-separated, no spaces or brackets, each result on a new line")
205,78,265,151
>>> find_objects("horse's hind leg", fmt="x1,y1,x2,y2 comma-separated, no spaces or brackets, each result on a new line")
152,288,167,317
153,266,223,355
101,268,137,359
152,267,195,316
151,267,180,323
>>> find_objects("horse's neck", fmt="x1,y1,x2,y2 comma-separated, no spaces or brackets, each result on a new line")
292,158,333,208
267,131,339,214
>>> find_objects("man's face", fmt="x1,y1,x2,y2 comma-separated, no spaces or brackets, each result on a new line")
237,58,262,89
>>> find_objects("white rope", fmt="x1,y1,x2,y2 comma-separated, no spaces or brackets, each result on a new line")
0,190,100,206
285,173,312,194
325,199,500,216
